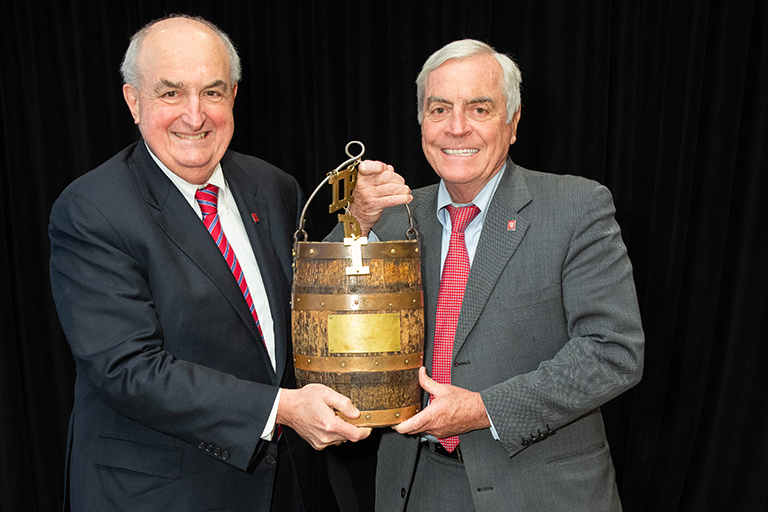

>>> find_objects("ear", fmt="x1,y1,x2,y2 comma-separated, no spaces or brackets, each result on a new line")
122,84,140,125
508,107,522,145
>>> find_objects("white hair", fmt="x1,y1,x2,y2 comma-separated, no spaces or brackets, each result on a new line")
120,14,241,89
416,39,522,124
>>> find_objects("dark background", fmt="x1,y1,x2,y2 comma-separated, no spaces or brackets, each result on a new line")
2,1,767,510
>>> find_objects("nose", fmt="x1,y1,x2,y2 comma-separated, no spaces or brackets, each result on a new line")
181,96,207,130
446,108,470,136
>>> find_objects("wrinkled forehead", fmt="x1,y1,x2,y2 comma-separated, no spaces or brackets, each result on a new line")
425,54,504,100
138,19,230,82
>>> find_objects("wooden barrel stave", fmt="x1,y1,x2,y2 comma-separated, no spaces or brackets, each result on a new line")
292,240,424,427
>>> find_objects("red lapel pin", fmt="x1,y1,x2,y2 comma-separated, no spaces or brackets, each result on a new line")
252,213,260,223
507,220,516,231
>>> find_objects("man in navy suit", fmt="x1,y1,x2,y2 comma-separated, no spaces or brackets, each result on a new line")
49,14,369,511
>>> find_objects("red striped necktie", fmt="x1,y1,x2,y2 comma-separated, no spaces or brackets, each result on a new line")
195,184,265,343
196,184,282,440
432,204,480,452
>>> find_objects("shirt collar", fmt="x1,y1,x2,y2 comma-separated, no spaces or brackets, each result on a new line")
436,161,507,224
146,142,227,206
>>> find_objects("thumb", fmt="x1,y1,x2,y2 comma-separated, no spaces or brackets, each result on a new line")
419,366,443,395
330,394,362,419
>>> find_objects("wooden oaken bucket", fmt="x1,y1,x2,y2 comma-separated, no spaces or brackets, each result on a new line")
292,142,423,427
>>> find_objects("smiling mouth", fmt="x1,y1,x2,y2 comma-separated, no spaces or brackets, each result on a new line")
175,132,209,140
442,149,479,156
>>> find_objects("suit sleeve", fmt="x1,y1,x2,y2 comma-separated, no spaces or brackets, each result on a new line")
480,184,644,456
49,188,278,471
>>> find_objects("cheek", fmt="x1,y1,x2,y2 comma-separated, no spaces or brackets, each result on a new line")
139,107,175,133
208,102,236,127
421,124,439,148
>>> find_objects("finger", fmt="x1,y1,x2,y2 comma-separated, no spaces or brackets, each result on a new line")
376,166,406,186
333,418,373,442
417,366,441,395
332,397,362,419
393,405,431,435
358,160,389,175
315,386,361,418
393,420,414,435
358,162,406,189
394,415,423,435
355,427,373,440
372,190,413,208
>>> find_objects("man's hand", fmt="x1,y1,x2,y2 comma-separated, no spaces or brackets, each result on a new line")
349,160,412,236
277,384,372,450
394,367,490,438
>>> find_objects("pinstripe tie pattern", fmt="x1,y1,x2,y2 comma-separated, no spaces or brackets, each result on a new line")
195,184,264,342
432,204,480,452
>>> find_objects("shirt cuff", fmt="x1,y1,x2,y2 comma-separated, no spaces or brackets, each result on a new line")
486,406,500,440
261,388,281,441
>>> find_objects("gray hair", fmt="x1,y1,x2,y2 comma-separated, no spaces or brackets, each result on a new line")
120,14,242,89
416,39,522,125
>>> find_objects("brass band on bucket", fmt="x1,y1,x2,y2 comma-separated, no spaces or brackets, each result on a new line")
337,404,420,427
294,240,420,260
292,292,423,311
293,352,423,373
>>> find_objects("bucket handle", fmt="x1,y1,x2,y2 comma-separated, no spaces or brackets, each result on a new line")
293,141,418,244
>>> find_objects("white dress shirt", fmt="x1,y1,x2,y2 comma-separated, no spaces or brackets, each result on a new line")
435,163,506,270
367,163,507,443
432,164,507,441
148,146,280,440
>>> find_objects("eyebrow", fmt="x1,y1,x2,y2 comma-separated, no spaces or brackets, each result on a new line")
203,80,229,91
468,96,495,105
426,95,451,104
154,79,229,93
426,95,495,105
155,79,184,93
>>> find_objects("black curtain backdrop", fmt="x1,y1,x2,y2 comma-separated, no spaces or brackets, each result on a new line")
2,1,767,510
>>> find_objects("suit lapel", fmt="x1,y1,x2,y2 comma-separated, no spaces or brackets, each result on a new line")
224,156,287,384
412,188,442,373
454,161,531,357
128,144,277,381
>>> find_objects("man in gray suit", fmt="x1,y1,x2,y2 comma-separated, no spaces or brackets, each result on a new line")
347,39,644,511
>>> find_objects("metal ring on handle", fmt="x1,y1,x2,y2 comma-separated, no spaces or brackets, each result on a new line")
292,140,417,244
294,141,365,244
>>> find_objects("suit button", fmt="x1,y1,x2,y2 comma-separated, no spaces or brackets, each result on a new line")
205,444,214,453
213,447,221,457
401,488,406,498
265,454,277,465
221,451,230,460
198,441,206,450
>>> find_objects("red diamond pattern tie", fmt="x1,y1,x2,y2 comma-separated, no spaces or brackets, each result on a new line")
432,204,480,452
195,184,265,343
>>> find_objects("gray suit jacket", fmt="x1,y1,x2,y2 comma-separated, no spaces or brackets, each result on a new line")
50,141,315,511
372,161,644,511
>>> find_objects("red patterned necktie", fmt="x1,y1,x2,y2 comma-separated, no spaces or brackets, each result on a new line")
196,184,281,440
432,204,480,452
195,184,265,343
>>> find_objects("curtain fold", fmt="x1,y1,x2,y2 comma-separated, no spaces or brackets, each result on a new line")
2,1,766,510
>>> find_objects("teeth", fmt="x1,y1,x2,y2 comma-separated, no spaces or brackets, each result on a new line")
176,132,207,140
443,149,478,156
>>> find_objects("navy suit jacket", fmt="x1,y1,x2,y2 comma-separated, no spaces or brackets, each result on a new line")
50,141,307,511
